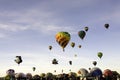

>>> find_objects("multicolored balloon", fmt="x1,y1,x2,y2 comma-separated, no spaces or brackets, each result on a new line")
97,52,103,59
6,69,15,76
14,56,22,65
78,68,88,77
71,42,75,48
78,30,86,40
52,58,58,65
55,31,71,51
104,23,109,29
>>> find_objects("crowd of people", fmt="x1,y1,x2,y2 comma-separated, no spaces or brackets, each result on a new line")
1,67,120,80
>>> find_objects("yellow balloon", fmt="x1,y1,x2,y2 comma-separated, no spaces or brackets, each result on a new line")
55,31,71,51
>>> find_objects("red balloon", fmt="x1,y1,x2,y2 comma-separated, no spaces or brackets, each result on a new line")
103,69,113,77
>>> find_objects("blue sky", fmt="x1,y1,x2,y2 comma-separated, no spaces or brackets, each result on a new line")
0,0,120,76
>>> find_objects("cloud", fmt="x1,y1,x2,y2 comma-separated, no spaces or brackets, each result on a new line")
0,0,120,36
0,23,29,32
0,0,97,34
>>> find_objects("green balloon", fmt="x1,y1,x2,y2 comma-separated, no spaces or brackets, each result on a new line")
33,67,36,71
78,30,86,40
97,52,103,59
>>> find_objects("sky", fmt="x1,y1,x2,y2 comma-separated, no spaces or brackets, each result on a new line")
0,0,120,77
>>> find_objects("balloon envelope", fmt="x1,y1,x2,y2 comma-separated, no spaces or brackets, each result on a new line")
78,68,88,77
26,73,32,79
14,56,22,65
32,75,41,80
55,31,71,51
49,46,52,50
6,69,15,76
103,69,113,77
89,67,102,77
104,24,109,29
84,27,89,32
97,52,103,59
93,61,97,66
15,73,26,79
52,58,58,65
33,67,36,71
78,30,86,40
71,42,75,48
69,61,72,65
78,45,82,48
74,54,77,57
46,72,53,78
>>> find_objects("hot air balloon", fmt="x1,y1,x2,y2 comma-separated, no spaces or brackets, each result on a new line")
89,68,91,71
78,30,86,40
84,27,89,32
103,69,113,77
14,56,22,65
93,61,97,66
52,58,58,65
6,69,15,76
54,70,56,73
97,52,103,59
32,67,36,71
15,73,26,79
89,67,102,77
78,45,82,48
46,72,53,80
78,68,88,79
5,75,11,80
71,42,75,48
69,61,72,65
40,73,46,78
55,31,71,51
104,23,109,29
74,54,77,57
62,69,64,73
6,69,15,80
103,69,113,80
32,75,41,80
26,73,32,80
49,46,52,50
69,72,77,79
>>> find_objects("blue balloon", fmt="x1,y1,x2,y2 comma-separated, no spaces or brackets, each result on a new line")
90,67,102,77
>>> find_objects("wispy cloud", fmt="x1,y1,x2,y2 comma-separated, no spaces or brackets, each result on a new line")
0,0,119,35
0,0,98,35
0,23,29,32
